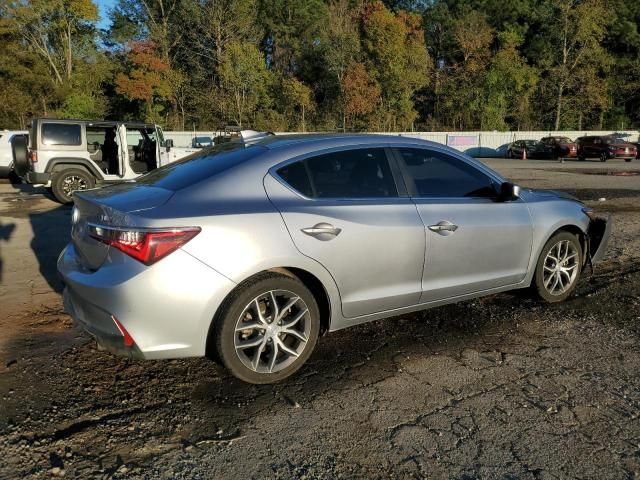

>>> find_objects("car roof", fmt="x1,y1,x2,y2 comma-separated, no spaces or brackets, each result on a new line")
33,118,157,129
248,133,447,151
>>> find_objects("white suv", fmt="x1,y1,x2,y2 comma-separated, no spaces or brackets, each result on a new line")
13,119,196,203
0,130,28,178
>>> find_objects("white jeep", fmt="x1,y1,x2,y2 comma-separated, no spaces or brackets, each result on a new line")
12,119,197,203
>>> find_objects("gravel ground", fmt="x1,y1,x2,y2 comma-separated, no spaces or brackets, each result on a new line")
1,157,639,479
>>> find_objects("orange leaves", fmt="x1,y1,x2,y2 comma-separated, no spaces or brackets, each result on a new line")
115,41,171,104
342,62,380,117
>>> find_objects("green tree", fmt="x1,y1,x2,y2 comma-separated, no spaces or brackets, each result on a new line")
217,41,272,127
540,0,611,129
361,1,431,130
281,77,315,131
482,31,538,130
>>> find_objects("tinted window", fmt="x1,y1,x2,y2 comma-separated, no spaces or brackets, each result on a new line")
136,143,266,191
397,148,496,198
278,161,313,197
42,123,81,146
277,148,397,199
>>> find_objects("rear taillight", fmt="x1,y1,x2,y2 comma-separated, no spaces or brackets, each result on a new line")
29,150,37,163
88,225,200,265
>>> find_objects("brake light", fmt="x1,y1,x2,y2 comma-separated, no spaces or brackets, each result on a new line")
89,225,200,265
29,150,37,163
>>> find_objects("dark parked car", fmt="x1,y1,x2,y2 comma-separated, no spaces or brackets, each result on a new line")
576,135,637,162
540,136,578,159
507,140,552,159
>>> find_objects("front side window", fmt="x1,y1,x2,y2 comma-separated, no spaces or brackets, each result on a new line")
277,148,398,199
396,148,496,198
42,123,81,146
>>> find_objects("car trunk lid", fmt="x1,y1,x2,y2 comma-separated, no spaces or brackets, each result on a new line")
71,183,173,270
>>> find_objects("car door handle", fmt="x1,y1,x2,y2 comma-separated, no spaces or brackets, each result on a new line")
428,221,458,234
301,223,342,240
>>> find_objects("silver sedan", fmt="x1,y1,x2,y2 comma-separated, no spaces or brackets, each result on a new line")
58,134,611,384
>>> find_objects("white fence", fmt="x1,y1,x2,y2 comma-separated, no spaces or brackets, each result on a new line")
163,130,640,157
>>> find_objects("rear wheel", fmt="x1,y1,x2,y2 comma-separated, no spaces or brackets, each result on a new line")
625,158,632,162
214,273,320,384
51,168,95,204
533,232,582,303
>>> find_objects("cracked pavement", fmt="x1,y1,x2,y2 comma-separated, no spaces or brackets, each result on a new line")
1,158,640,479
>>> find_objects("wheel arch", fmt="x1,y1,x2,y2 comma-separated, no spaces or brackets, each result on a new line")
205,266,334,360
549,224,588,263
46,158,103,179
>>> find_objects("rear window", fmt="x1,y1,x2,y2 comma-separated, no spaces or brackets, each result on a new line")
42,123,82,146
136,143,266,191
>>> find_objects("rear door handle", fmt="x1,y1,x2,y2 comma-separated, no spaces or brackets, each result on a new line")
301,222,342,241
428,221,458,234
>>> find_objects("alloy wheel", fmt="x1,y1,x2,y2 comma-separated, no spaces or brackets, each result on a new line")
62,175,88,196
542,240,579,296
234,289,311,374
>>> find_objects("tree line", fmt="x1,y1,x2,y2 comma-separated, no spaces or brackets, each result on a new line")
0,0,638,132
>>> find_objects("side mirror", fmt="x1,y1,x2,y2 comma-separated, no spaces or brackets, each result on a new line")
498,182,520,202
164,139,173,150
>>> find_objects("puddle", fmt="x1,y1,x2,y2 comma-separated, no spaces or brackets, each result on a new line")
555,169,640,176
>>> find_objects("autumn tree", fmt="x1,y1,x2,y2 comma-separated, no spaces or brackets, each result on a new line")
115,41,171,123
341,62,381,131
361,2,431,130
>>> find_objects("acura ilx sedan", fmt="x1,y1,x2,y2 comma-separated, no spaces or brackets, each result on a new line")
58,134,611,384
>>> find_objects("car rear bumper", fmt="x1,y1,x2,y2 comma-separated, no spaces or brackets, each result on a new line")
58,242,237,359
587,214,612,264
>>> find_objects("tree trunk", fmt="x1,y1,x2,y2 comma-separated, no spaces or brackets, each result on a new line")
555,83,563,131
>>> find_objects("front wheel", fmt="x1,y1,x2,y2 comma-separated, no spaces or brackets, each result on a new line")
214,273,320,384
600,152,608,162
533,232,583,303
51,168,95,204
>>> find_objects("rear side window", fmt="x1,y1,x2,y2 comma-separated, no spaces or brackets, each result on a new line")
136,143,266,191
277,148,397,199
42,123,82,146
396,148,496,198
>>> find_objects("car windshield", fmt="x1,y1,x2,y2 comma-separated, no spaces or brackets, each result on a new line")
555,137,572,143
604,136,625,144
523,140,538,146
136,142,266,191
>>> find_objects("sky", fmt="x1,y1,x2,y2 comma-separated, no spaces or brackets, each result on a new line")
95,0,117,30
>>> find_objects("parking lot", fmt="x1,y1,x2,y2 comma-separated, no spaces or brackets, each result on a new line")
1,157,639,479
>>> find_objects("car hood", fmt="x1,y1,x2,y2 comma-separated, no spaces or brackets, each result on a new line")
524,188,583,204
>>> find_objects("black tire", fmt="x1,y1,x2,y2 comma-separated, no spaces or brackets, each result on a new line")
600,152,607,162
533,231,583,303
11,135,29,177
625,158,631,163
214,272,320,384
51,168,95,204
